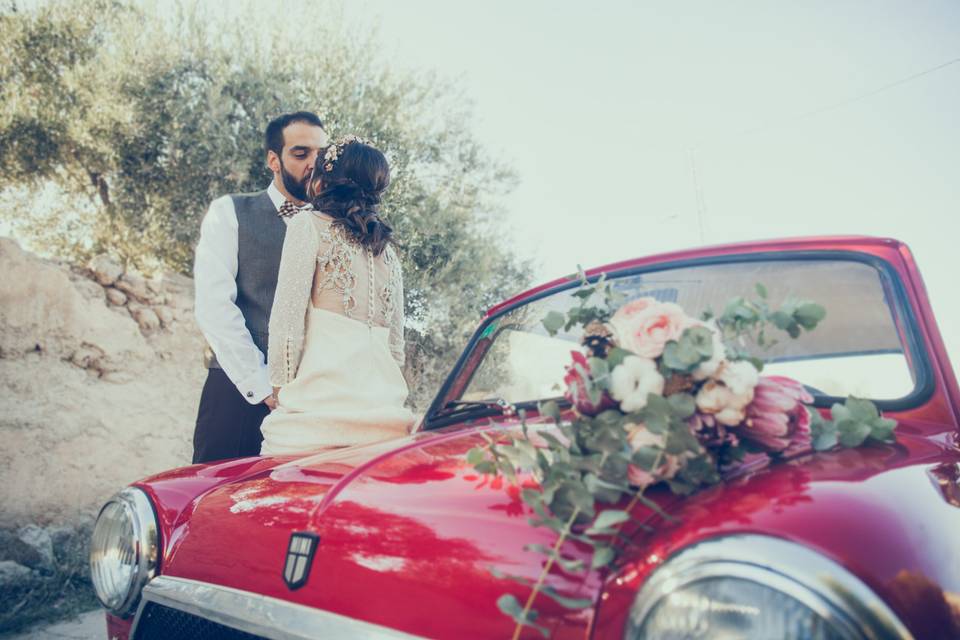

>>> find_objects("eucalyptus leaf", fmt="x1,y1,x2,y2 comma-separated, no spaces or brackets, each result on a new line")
489,566,531,586
632,446,661,471
846,397,879,422
769,310,795,331
496,595,548,636
591,509,630,530
605,347,631,369
662,340,700,372
870,417,897,442
542,310,566,336
667,393,696,418
474,461,496,475
521,488,543,508
466,447,486,466
664,423,701,455
496,594,523,618
591,545,615,569
812,429,838,451
794,303,826,329
538,400,561,421
540,585,593,609
838,421,871,448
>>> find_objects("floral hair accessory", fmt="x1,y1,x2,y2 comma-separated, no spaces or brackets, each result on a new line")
321,134,373,172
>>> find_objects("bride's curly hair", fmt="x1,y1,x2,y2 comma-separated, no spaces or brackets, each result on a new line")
308,139,395,256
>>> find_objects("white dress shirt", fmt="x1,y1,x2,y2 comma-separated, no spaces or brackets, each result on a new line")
194,181,290,404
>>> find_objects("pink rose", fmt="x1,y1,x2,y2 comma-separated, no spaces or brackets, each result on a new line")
625,422,684,490
564,350,616,416
611,298,691,359
742,376,814,454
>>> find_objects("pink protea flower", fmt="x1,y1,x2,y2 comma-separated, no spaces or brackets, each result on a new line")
741,376,814,454
564,350,616,417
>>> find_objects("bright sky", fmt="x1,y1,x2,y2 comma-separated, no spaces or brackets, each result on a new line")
4,1,957,366
342,0,960,364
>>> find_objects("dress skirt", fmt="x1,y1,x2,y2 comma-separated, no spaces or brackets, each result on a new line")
260,307,414,456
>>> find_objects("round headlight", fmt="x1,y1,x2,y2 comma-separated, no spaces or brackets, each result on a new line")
625,535,912,640
89,487,159,616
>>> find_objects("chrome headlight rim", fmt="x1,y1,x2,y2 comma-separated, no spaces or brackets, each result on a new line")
90,486,160,617
626,534,912,640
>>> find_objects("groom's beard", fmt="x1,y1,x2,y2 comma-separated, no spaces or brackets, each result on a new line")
279,160,309,202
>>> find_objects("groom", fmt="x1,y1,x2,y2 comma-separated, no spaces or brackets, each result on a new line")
192,111,328,463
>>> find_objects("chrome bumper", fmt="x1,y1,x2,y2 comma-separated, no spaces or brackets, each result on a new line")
131,575,424,640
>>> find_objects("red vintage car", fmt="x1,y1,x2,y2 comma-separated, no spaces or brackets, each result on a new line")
89,237,960,639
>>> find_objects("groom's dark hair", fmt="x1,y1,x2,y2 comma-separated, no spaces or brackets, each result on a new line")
265,111,325,156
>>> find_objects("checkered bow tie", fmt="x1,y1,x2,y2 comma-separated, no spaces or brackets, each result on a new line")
277,200,313,218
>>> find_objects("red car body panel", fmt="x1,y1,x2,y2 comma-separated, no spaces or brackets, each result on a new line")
108,237,960,639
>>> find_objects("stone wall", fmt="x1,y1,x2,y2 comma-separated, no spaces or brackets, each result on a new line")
0,237,206,534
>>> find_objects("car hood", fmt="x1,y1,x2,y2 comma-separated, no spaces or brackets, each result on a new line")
144,417,960,639
150,420,598,639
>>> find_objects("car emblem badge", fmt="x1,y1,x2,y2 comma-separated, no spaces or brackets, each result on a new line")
283,532,319,590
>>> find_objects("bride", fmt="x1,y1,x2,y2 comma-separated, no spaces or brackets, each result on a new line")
260,136,414,456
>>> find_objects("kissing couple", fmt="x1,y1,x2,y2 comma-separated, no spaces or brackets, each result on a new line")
191,111,415,464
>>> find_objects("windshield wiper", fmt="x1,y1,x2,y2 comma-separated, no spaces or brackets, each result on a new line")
437,397,511,419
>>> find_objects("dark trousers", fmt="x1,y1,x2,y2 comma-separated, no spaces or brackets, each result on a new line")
192,368,269,464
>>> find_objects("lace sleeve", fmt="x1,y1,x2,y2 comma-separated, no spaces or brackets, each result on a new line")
387,247,406,367
268,214,319,386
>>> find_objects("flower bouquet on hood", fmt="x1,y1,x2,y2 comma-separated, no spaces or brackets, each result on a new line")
469,272,898,638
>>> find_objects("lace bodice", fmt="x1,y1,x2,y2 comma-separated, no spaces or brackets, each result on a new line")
268,212,405,386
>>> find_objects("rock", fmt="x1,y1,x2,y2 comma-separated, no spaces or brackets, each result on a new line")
49,523,90,566
0,560,32,587
17,525,54,572
69,344,105,371
0,236,205,529
68,271,107,302
155,306,174,327
129,305,161,333
0,530,46,569
146,276,165,296
88,254,123,286
101,370,135,383
106,288,128,306
115,272,150,303
0,237,151,364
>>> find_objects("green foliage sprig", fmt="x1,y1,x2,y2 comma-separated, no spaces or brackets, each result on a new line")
469,276,896,638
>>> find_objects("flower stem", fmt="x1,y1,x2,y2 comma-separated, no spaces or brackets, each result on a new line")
511,507,581,640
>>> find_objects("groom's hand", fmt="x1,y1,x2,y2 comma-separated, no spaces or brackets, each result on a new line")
262,393,278,411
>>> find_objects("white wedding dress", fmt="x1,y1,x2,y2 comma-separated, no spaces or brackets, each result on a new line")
259,211,414,456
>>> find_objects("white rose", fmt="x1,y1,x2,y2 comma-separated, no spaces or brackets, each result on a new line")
610,356,665,413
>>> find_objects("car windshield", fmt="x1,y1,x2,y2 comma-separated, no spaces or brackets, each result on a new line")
461,258,918,405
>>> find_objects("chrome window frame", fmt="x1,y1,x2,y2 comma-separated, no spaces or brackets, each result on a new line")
425,250,934,429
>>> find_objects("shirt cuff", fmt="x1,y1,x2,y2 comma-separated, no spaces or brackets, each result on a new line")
235,367,273,405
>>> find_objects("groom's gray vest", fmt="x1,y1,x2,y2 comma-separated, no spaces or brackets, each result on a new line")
206,190,287,370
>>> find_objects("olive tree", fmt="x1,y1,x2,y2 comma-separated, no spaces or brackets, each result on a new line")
0,0,533,404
